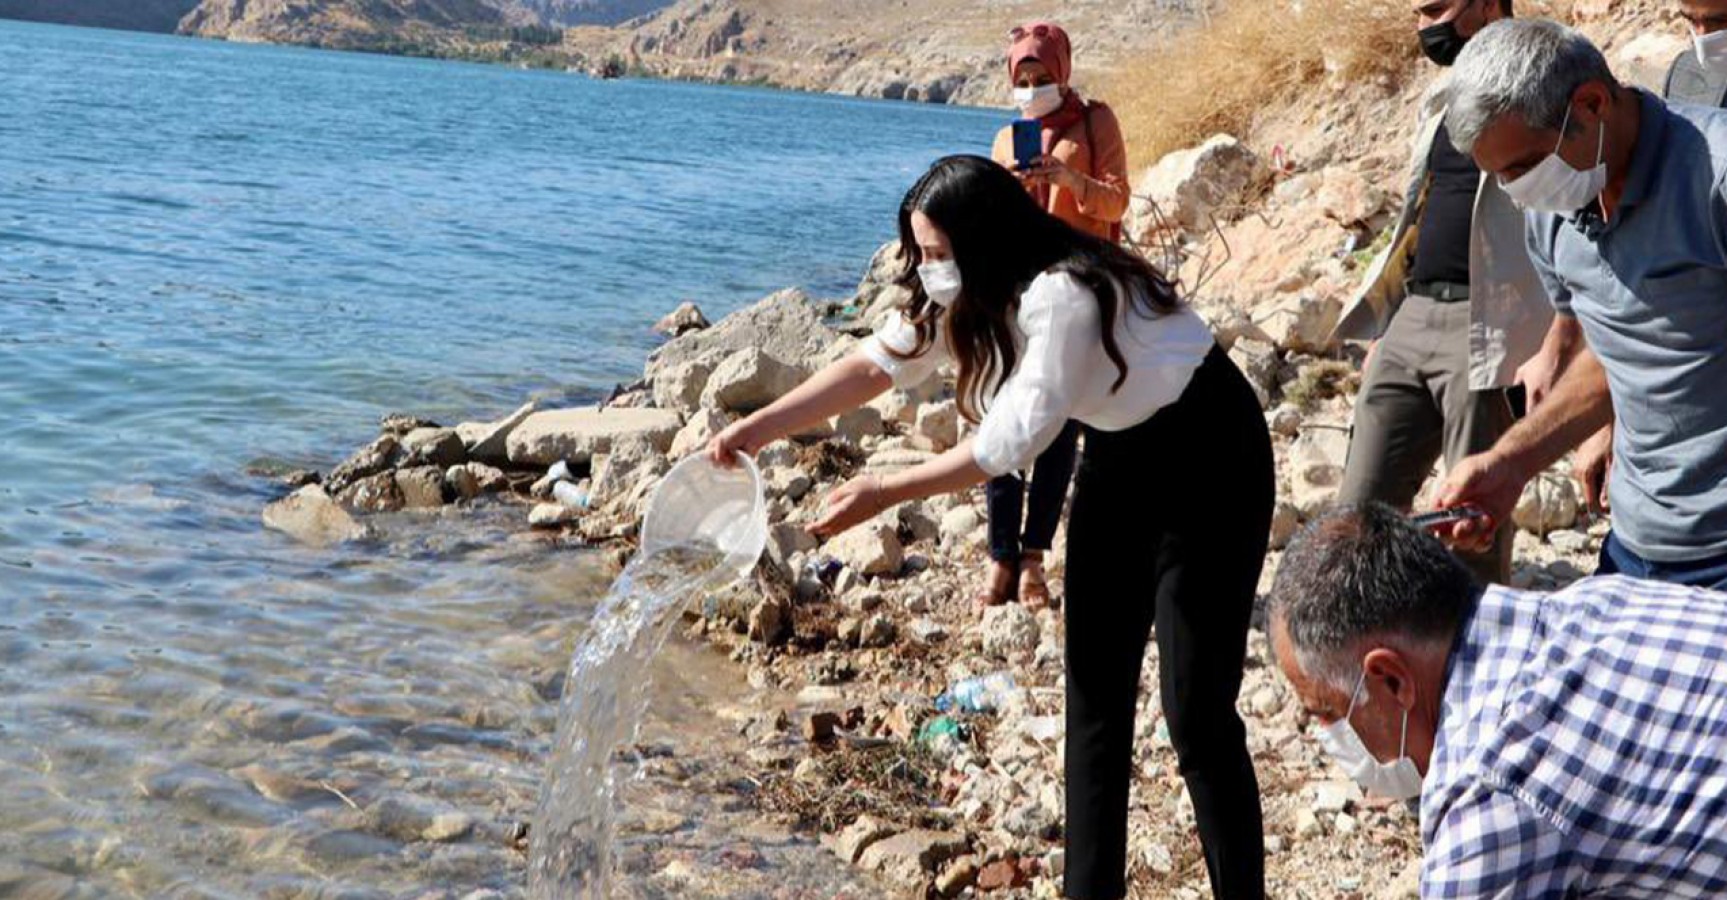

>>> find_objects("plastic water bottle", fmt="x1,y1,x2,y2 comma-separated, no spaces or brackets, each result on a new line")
936,672,1018,714
552,481,589,510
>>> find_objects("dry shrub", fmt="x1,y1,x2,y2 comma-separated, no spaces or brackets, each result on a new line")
1104,0,1416,171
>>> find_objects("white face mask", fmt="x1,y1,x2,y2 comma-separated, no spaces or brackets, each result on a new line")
917,260,962,307
1498,100,1608,215
1316,670,1425,801
1696,29,1727,75
1013,83,1063,120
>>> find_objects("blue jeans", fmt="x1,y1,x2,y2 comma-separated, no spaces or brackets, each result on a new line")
1597,531,1727,591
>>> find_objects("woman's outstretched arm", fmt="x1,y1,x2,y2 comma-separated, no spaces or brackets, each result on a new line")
707,351,894,466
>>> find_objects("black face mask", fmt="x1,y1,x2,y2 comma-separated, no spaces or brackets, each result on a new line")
1419,20,1468,66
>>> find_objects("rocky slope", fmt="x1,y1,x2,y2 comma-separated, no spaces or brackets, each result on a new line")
177,0,514,48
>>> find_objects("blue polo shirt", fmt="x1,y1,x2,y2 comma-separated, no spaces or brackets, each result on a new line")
1527,89,1727,563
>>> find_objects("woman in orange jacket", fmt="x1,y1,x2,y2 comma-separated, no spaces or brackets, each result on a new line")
979,21,1131,611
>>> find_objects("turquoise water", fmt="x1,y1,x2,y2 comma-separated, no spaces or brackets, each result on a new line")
0,19,996,897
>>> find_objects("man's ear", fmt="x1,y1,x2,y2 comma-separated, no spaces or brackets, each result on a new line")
1362,647,1418,712
1575,81,1613,128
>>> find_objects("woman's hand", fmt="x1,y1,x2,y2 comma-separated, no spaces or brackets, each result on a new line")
809,475,890,539
706,419,762,469
1024,154,1083,192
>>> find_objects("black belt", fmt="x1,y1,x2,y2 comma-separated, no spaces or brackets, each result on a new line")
1406,279,1470,302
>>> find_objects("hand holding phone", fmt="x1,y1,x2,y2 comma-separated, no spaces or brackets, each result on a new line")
1409,506,1491,531
1011,119,1041,172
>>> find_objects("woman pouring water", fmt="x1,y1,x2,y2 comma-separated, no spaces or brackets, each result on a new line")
707,155,1272,900
975,20,1132,612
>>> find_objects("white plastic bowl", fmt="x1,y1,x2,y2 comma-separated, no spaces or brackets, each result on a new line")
638,452,767,580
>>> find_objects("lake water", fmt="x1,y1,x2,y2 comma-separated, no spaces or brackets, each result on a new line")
0,19,999,897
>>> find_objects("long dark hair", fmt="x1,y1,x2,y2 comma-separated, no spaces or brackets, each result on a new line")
891,154,1182,423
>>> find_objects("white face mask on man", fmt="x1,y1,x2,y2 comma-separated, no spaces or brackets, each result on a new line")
1316,669,1425,801
1697,29,1727,75
1013,83,1063,119
1498,99,1607,215
916,260,962,307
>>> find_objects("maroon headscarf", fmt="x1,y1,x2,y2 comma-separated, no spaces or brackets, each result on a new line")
1008,21,1088,207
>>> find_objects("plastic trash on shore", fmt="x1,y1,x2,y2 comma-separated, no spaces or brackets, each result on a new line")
551,481,590,510
639,452,767,581
935,672,1018,715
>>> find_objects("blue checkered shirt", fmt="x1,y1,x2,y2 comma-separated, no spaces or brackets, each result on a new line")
1422,576,1727,898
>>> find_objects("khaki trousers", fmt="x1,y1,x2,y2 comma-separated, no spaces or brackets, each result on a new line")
1337,295,1515,584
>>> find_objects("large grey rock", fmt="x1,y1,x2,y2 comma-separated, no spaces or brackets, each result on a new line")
401,427,466,469
913,400,960,452
1228,339,1279,410
828,521,903,578
588,438,671,510
455,401,538,465
1126,134,1261,243
652,354,722,414
700,346,808,414
506,406,681,467
336,471,405,514
1254,292,1343,354
668,407,730,459
1514,472,1581,536
858,829,969,884
1289,427,1350,516
263,485,369,545
645,288,840,382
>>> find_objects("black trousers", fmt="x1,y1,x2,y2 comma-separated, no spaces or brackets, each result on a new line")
986,420,1082,563
1063,347,1273,900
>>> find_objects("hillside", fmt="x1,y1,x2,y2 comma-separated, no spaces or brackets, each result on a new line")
559,0,1196,105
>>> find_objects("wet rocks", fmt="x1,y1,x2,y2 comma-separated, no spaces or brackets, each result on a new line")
369,796,474,844
394,466,449,509
262,485,370,545
325,435,402,495
337,471,406,514
401,427,467,469
505,406,682,467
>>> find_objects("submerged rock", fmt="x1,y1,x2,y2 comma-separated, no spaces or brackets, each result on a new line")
337,471,405,514
262,485,369,545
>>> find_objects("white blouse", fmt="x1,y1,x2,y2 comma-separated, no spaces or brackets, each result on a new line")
861,269,1216,477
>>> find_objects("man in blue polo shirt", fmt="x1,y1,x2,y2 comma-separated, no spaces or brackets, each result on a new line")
1433,18,1727,588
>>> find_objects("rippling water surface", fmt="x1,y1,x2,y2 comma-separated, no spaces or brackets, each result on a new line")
0,18,997,897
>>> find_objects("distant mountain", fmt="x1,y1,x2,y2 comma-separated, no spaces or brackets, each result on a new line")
177,0,512,47
502,0,671,26
0,0,200,32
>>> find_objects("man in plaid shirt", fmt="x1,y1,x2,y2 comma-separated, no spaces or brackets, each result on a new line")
1271,503,1727,897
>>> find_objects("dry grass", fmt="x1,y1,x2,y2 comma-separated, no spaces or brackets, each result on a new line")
1103,0,1416,171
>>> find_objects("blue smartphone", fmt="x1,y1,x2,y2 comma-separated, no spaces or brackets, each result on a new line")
1011,119,1041,171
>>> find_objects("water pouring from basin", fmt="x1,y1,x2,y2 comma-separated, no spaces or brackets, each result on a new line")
527,453,768,898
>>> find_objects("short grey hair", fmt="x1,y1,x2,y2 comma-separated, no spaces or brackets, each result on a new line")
1444,18,1618,154
1269,503,1477,690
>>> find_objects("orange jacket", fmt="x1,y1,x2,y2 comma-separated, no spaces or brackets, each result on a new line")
992,101,1130,241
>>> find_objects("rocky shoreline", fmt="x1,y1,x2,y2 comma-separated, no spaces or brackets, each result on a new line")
264,229,1605,896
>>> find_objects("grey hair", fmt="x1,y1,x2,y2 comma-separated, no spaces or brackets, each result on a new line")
1269,503,1478,690
1444,18,1618,154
